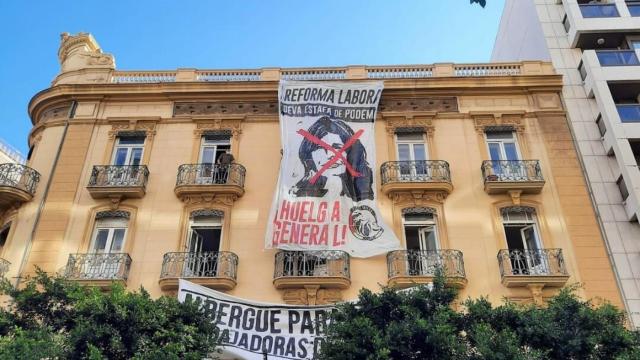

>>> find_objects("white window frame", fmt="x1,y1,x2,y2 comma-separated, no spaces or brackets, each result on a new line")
484,131,522,161
187,216,223,253
199,136,231,164
402,212,439,251
501,208,548,274
111,136,145,166
395,133,428,161
89,217,128,254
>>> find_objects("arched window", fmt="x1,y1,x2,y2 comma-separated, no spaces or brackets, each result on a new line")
90,210,130,254
402,207,439,252
184,210,224,277
186,210,224,254
500,206,542,252
500,206,548,275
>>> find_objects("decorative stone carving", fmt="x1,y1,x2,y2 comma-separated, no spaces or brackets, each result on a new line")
391,191,448,205
58,32,115,73
402,207,437,215
40,104,72,123
379,97,458,113
193,119,243,137
179,194,237,206
174,102,278,117
190,209,224,219
107,120,158,140
471,112,526,134
282,287,343,305
384,115,435,136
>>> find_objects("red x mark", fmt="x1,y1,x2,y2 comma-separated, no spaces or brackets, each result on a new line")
297,128,364,184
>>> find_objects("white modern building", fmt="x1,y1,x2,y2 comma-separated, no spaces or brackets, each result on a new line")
0,138,24,164
493,0,640,326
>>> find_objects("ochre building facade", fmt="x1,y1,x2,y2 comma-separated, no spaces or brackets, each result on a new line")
0,33,624,308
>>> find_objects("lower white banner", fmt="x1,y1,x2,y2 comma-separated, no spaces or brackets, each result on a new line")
178,280,333,360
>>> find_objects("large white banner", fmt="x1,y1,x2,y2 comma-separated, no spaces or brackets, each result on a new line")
178,280,332,360
266,81,400,258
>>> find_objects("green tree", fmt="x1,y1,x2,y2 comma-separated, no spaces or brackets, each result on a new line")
319,275,640,360
0,270,219,359
471,0,487,7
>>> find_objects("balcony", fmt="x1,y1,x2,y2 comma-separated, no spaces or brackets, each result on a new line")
579,4,619,18
0,163,40,212
273,251,350,289
481,160,545,196
380,160,453,197
159,251,238,291
0,258,10,277
64,253,132,289
497,249,570,288
617,104,640,123
174,163,246,200
387,250,467,289
86,165,149,200
596,50,640,66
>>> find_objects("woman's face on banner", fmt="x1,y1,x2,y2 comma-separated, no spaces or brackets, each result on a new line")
311,133,346,177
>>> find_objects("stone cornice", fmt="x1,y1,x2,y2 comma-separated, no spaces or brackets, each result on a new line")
28,74,563,126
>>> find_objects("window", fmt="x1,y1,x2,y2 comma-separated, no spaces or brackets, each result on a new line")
85,211,130,278
501,207,548,275
396,132,428,179
630,140,640,166
90,214,128,253
197,134,231,184
112,135,145,166
0,222,10,254
185,210,223,277
199,135,231,165
562,14,570,33
617,175,630,201
486,131,520,161
402,208,439,276
628,1,640,16
595,114,606,137
630,40,640,50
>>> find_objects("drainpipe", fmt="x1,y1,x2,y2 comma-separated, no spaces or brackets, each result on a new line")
15,100,77,287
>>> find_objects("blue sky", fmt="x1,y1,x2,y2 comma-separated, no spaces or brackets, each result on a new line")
0,0,505,155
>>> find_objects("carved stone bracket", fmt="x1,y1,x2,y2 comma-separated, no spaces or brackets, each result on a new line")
282,287,343,305
508,190,522,205
107,119,158,140
390,190,448,205
178,193,237,206
527,284,545,305
471,111,526,134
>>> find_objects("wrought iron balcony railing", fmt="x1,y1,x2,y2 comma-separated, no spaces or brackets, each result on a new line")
88,165,149,187
380,160,451,185
596,50,640,66
387,250,466,279
0,258,10,277
0,163,40,195
274,251,350,279
64,253,132,281
497,249,568,277
160,251,238,280
579,4,619,18
176,163,246,187
481,160,544,183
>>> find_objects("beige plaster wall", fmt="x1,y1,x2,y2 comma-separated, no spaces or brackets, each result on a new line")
5,82,622,308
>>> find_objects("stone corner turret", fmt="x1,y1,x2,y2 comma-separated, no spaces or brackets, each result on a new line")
53,32,116,85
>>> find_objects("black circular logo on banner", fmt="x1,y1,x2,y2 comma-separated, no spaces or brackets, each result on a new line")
349,205,384,241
